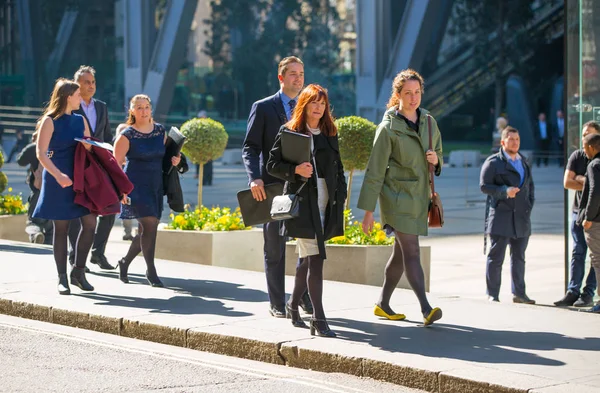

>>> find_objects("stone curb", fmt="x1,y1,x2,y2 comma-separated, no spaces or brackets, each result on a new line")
0,298,575,393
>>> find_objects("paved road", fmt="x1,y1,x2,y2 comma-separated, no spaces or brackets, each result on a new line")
0,314,423,393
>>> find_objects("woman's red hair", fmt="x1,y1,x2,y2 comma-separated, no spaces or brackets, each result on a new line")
285,84,337,137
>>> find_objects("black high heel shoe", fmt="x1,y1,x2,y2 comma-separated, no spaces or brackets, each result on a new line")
70,267,94,291
309,318,336,338
285,303,307,328
146,271,164,288
117,258,130,284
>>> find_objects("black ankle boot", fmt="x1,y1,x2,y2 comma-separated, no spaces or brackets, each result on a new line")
58,273,70,295
309,318,336,338
117,258,130,283
70,267,94,291
146,271,164,288
285,303,307,328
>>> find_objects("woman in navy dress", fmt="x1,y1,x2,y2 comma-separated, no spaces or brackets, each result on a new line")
33,78,96,295
113,94,180,287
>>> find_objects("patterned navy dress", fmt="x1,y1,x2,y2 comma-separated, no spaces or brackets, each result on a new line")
33,114,91,220
119,124,166,219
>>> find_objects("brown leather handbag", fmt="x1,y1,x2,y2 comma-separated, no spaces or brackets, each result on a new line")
427,115,444,228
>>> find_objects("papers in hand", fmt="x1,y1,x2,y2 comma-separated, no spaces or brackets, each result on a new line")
74,138,113,151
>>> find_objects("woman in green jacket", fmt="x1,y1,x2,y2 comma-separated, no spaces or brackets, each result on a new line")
357,69,443,326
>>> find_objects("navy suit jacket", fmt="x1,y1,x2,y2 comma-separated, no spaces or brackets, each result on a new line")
242,92,288,185
74,99,113,144
480,150,535,238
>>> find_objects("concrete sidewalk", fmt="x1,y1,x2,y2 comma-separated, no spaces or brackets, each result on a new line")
0,237,599,393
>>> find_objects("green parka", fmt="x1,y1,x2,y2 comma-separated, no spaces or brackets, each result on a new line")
357,107,443,236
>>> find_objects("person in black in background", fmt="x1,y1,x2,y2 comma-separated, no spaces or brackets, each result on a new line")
554,121,598,307
7,129,28,163
17,130,53,244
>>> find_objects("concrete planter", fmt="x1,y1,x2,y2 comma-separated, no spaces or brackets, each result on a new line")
155,228,265,271
155,229,430,290
0,214,28,242
285,243,431,292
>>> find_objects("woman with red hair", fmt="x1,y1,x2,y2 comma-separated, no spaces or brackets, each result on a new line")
267,84,347,338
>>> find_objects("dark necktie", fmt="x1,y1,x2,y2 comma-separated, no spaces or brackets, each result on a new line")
288,100,296,118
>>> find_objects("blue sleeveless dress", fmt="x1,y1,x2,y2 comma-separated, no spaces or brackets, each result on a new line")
33,114,91,220
119,124,166,219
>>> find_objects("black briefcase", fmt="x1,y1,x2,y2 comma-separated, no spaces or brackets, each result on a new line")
237,183,284,226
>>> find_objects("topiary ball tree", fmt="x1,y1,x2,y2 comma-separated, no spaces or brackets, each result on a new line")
0,149,6,193
180,117,228,207
335,116,377,211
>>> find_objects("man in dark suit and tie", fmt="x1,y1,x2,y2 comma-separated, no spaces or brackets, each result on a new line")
242,56,312,317
535,112,552,167
68,65,115,270
556,109,565,166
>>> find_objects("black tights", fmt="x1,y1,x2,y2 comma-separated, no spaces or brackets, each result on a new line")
378,231,432,316
290,255,325,320
52,214,97,274
122,216,160,277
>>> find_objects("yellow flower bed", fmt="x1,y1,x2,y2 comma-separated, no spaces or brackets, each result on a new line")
167,206,250,231
327,210,394,246
0,188,28,215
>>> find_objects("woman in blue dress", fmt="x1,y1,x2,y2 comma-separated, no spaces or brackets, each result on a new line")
33,78,96,295
113,94,180,287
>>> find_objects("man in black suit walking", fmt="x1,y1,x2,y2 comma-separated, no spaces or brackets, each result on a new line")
242,56,312,317
68,65,115,270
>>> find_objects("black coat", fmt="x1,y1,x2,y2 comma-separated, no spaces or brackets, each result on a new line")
242,92,288,186
74,99,113,143
163,153,189,212
267,127,347,259
577,153,600,224
480,149,535,238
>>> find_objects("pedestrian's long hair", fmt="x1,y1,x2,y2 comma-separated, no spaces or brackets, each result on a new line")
126,94,153,125
285,84,336,137
37,78,80,126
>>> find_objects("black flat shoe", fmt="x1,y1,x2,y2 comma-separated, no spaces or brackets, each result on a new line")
90,255,115,270
117,258,130,284
285,303,307,328
553,292,578,307
309,318,336,338
58,273,70,295
70,267,94,291
146,271,164,288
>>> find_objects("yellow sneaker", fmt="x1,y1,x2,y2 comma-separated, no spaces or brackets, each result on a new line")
374,305,406,321
423,307,442,326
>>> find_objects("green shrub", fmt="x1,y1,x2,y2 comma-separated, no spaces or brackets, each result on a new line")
0,172,6,194
181,118,228,165
334,116,377,211
180,118,229,207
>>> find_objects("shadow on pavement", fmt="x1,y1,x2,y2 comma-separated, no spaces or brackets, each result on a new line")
329,318,600,366
79,292,254,317
91,271,268,304
0,243,52,255
79,272,267,317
